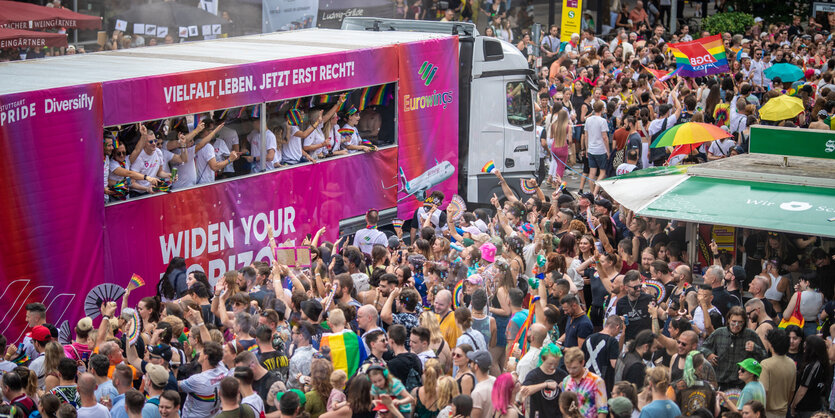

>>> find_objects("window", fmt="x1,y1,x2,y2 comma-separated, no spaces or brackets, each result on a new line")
505,81,533,130
103,82,397,205
484,39,504,61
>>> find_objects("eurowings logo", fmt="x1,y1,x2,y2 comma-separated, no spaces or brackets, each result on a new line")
418,61,437,86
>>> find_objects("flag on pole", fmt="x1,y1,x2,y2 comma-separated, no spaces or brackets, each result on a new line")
668,34,729,78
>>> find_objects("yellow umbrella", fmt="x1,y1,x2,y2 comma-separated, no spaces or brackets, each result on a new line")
759,95,805,121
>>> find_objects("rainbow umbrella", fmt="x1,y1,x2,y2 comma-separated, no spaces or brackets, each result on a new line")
759,95,804,121
650,122,731,148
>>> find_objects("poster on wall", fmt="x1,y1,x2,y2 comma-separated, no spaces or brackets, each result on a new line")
317,0,394,29
396,37,460,219
262,0,318,32
0,84,104,345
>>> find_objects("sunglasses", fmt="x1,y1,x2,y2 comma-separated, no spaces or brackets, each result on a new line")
116,151,126,156
147,140,158,145
677,340,688,346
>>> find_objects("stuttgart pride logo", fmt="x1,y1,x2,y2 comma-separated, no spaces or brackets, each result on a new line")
418,61,437,86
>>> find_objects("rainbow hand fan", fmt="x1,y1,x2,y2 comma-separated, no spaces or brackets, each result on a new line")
643,279,667,303
124,308,141,346
481,160,496,174
453,280,464,309
392,219,404,229
128,274,145,289
338,128,354,137
448,195,466,222
520,179,538,195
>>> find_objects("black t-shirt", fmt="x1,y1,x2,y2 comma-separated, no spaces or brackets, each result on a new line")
582,333,620,392
387,352,423,386
711,287,740,318
616,293,654,341
797,360,827,411
649,231,670,249
522,367,568,418
258,350,289,382
253,371,281,413
564,314,594,348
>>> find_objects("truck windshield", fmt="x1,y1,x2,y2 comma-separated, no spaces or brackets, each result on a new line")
505,81,533,130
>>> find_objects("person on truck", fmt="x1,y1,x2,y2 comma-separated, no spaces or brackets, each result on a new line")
104,134,159,203
343,107,376,153
129,124,174,197
283,110,321,165
247,117,283,171
303,96,346,160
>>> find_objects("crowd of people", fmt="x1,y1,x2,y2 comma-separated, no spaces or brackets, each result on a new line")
4,179,835,418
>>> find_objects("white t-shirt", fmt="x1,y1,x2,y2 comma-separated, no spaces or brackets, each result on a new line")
708,139,736,157
585,114,609,155
303,123,327,158
341,124,362,152
242,393,265,417
353,227,388,255
171,145,197,190
616,163,637,175
180,366,227,418
0,359,16,373
195,144,217,184
108,159,126,184
213,139,231,173
77,403,112,418
130,148,165,189
648,115,678,138
30,355,46,389
248,130,280,170
216,128,237,173
283,126,305,163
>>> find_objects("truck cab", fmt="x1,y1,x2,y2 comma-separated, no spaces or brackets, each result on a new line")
342,18,538,205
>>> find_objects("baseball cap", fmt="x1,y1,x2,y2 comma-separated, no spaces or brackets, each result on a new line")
594,198,613,212
145,364,169,387
148,344,173,362
608,397,634,416
580,192,595,202
300,299,323,322
738,358,762,376
754,17,763,23
466,350,493,370
76,317,93,332
557,194,574,206
465,274,484,285
387,235,401,250
373,403,389,412
731,266,746,282
480,242,497,263
462,238,475,247
31,325,52,343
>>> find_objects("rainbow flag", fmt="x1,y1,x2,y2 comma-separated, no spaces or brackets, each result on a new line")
548,84,558,97
370,84,392,106
481,160,496,173
453,280,464,309
287,109,303,126
320,329,367,377
392,219,403,229
642,65,680,82
358,87,376,110
668,34,728,78
129,274,145,289
507,301,536,358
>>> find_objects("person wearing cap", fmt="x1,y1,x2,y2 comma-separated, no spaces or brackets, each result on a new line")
26,325,52,387
720,358,765,413
64,317,94,364
142,363,169,417
353,209,388,255
468,350,496,418
126,340,177,392
809,109,832,130
607,396,634,418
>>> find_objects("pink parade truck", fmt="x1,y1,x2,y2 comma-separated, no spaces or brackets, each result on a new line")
0,21,535,342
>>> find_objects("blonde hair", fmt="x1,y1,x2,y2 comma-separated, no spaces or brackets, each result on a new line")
647,366,670,392
327,308,346,328
330,369,348,390
423,359,442,400
209,329,224,344
419,311,444,345
436,376,459,408
43,341,66,376
551,109,570,147
563,347,584,365
162,315,184,338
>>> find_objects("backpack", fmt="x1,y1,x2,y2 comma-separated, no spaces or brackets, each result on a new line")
404,367,423,392
649,116,669,166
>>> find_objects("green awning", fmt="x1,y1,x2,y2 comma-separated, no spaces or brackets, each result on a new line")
599,168,835,238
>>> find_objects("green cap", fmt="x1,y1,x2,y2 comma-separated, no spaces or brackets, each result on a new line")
608,397,634,416
462,238,475,247
737,358,761,377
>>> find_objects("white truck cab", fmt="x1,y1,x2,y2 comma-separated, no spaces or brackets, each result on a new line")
342,18,539,205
